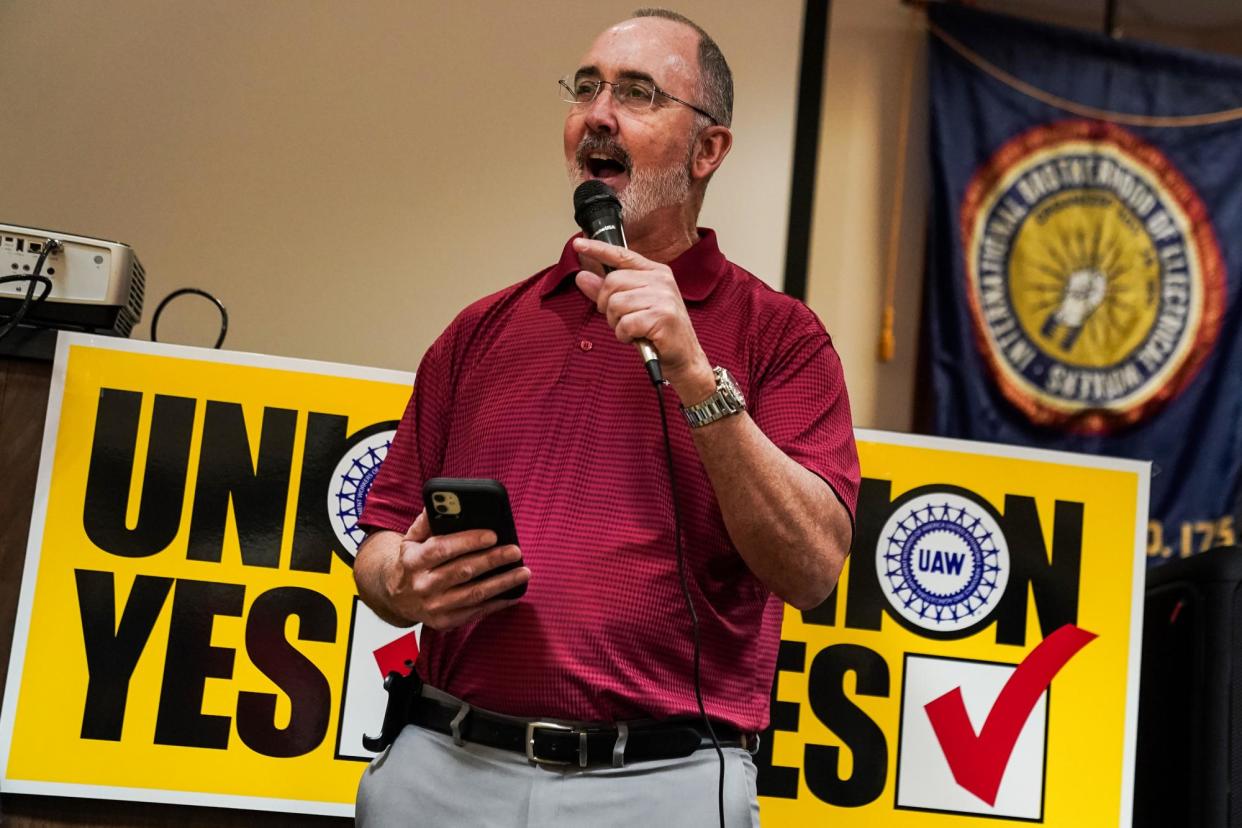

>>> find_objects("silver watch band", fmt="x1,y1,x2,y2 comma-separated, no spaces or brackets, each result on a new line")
681,366,746,429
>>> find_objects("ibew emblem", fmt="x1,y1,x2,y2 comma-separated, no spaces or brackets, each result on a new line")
961,119,1224,432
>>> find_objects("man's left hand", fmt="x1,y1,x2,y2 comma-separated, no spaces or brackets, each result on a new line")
572,237,714,402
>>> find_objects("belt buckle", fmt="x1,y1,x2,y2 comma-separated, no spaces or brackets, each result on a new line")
526,721,575,766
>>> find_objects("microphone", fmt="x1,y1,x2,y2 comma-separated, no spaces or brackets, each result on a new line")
572,180,663,386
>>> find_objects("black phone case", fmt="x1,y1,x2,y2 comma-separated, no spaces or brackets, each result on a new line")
422,477,526,600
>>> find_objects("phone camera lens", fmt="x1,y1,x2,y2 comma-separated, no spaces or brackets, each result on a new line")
435,504,448,513
433,493,446,503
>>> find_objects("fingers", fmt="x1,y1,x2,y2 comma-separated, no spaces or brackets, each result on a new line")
599,287,657,331
440,561,530,607
576,251,606,278
594,270,664,317
588,274,678,345
422,564,532,630
403,510,431,542
572,237,651,270
568,236,705,387
387,517,530,630
614,309,664,345
428,544,523,589
577,268,653,320
401,526,498,575
425,528,500,566
575,270,603,303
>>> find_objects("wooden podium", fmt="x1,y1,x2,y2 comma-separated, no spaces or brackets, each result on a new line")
0,338,349,827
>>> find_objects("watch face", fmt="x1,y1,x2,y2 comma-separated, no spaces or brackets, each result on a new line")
718,367,745,407
683,366,746,428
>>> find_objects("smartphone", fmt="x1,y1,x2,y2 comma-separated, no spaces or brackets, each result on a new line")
422,477,527,601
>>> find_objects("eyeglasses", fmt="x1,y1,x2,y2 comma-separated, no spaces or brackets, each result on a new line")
559,76,719,126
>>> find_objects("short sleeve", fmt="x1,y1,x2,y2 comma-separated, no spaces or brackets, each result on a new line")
357,330,454,534
750,323,860,524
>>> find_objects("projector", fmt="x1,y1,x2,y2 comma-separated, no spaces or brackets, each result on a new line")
0,223,145,337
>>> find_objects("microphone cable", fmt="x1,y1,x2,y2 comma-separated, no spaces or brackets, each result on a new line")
651,373,727,828
574,179,726,824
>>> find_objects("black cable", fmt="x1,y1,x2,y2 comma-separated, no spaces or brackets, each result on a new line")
654,380,726,828
150,287,229,349
0,240,59,342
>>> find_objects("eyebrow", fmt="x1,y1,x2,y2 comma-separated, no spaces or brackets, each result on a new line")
574,65,658,85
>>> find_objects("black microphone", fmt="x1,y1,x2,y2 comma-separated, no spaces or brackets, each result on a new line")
573,180,663,386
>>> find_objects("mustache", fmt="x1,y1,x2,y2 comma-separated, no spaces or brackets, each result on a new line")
575,133,632,173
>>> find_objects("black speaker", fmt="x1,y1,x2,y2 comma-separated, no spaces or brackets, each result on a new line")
1135,545,1242,827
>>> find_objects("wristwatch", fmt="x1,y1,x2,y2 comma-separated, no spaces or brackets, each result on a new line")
681,366,747,429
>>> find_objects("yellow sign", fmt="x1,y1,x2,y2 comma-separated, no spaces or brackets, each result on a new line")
756,430,1148,827
0,334,414,815
1,337,1148,822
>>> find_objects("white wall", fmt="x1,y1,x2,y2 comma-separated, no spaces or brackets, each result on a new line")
8,1,1234,432
0,0,802,370
806,2,928,431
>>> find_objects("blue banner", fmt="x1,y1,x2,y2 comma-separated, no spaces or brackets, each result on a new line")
924,5,1242,563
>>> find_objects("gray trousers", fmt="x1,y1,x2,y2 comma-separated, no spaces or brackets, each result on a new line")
356,723,761,827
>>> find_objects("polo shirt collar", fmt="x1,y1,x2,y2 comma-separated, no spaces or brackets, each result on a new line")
539,228,728,303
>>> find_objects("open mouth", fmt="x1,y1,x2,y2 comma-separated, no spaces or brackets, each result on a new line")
587,156,628,179
578,141,632,191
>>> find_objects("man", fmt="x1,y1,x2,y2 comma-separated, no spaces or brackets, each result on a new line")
353,9,858,826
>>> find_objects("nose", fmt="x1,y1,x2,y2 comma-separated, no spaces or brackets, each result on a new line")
583,85,619,135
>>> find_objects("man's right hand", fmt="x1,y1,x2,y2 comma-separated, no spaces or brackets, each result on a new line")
355,511,530,630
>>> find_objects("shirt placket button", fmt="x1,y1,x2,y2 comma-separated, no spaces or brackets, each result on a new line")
579,340,593,352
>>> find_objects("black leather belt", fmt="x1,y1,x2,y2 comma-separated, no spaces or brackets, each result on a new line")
407,695,749,768
362,669,753,768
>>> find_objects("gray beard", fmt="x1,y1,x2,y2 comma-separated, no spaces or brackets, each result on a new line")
567,149,693,227
615,161,691,226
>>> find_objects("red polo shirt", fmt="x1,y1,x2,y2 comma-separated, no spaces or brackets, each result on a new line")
360,230,859,732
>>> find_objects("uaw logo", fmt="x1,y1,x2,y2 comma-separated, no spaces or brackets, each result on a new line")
876,488,1009,637
861,482,1090,820
329,422,396,557
326,421,422,761
961,119,1225,432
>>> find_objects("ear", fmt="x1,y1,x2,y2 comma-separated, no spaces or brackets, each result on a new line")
690,125,733,182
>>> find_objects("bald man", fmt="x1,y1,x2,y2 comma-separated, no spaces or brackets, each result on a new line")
354,10,858,826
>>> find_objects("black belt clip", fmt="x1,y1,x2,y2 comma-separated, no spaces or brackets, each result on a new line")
362,661,423,753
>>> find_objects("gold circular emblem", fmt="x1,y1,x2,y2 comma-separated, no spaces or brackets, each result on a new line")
1009,187,1161,369
962,121,1224,432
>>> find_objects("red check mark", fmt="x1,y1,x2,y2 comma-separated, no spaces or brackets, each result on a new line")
924,623,1097,806
372,632,419,677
